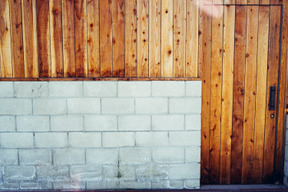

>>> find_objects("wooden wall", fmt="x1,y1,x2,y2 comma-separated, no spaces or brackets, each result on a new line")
0,0,201,80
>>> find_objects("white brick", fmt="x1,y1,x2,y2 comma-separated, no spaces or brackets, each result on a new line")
169,98,201,114
135,98,168,114
103,164,135,180
33,99,66,115
70,165,102,181
85,115,117,131
185,114,201,130
152,81,185,97
19,149,51,165
185,147,200,163
169,164,200,179
170,131,201,147
0,82,13,97
51,116,83,131
67,98,100,114
4,166,36,181
152,115,184,130
118,82,151,97
84,82,117,97
0,182,19,190
53,180,85,190
184,179,200,189
69,132,101,147
1,133,33,148
15,82,48,97
186,81,201,97
152,148,184,163
35,133,67,148
102,98,134,114
0,99,32,115
136,163,169,181
119,148,151,164
17,116,49,132
87,180,120,189
118,115,150,131
49,82,82,97
20,182,40,190
103,132,134,147
53,149,85,165
0,150,18,165
136,132,169,147
119,180,151,189
152,180,184,189
0,116,15,132
36,166,69,181
86,149,118,164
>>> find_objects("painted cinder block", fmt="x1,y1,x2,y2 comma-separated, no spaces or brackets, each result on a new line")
86,149,118,165
85,115,117,131
0,99,32,115
19,149,52,165
0,82,14,97
33,99,66,115
35,133,67,148
51,116,83,131
53,149,85,165
67,98,100,114
152,115,184,130
49,82,82,97
185,115,201,130
4,166,36,181
118,82,151,97
17,116,49,132
136,163,169,181
103,132,134,147
69,132,101,147
0,150,18,165
168,164,200,179
84,82,117,97
135,98,168,114
185,81,202,97
185,147,201,163
152,148,184,163
102,98,134,114
15,82,48,98
136,132,169,147
1,133,33,148
36,165,69,181
70,165,102,181
118,115,151,131
119,148,151,164
0,116,15,132
152,81,185,97
169,98,201,114
169,131,201,147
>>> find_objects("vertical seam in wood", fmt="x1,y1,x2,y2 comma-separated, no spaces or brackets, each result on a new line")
48,0,52,77
21,0,25,77
185,0,187,78
86,0,88,77
111,0,114,77
124,0,126,77
148,0,150,77
61,0,65,77
8,0,14,77
98,0,101,77
73,0,76,77
136,0,138,77
172,0,175,77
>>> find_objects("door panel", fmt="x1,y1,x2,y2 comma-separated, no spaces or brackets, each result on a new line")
201,4,282,184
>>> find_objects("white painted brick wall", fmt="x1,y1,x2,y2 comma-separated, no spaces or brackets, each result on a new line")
0,81,201,190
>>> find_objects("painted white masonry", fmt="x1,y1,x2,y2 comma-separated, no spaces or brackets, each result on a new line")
0,81,201,190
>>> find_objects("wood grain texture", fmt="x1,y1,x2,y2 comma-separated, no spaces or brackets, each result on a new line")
173,0,186,77
62,0,75,77
186,0,198,77
22,0,38,78
161,0,173,77
112,0,125,77
209,3,223,184
75,0,88,77
263,6,281,184
253,6,269,184
50,0,64,77
137,0,149,77
199,0,212,184
0,0,12,78
149,0,161,77
125,0,137,77
87,0,100,77
10,0,24,78
220,4,235,184
100,0,112,77
231,5,246,184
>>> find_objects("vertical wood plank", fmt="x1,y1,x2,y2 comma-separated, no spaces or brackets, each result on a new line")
125,0,137,77
209,1,223,184
50,0,64,77
186,0,198,77
62,0,75,77
161,0,173,77
100,0,112,77
263,6,281,184
137,0,149,77
220,3,235,184
112,0,125,77
149,0,161,77
37,0,51,78
0,0,13,77
199,0,212,184
87,0,100,77
253,6,269,184
173,0,186,77
10,0,24,78
22,0,38,78
75,0,88,77
242,5,259,184
231,5,246,184
259,0,270,5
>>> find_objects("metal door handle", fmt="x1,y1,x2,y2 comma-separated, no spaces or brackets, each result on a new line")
269,86,276,111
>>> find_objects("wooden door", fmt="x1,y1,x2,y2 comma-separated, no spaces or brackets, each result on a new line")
201,4,283,184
